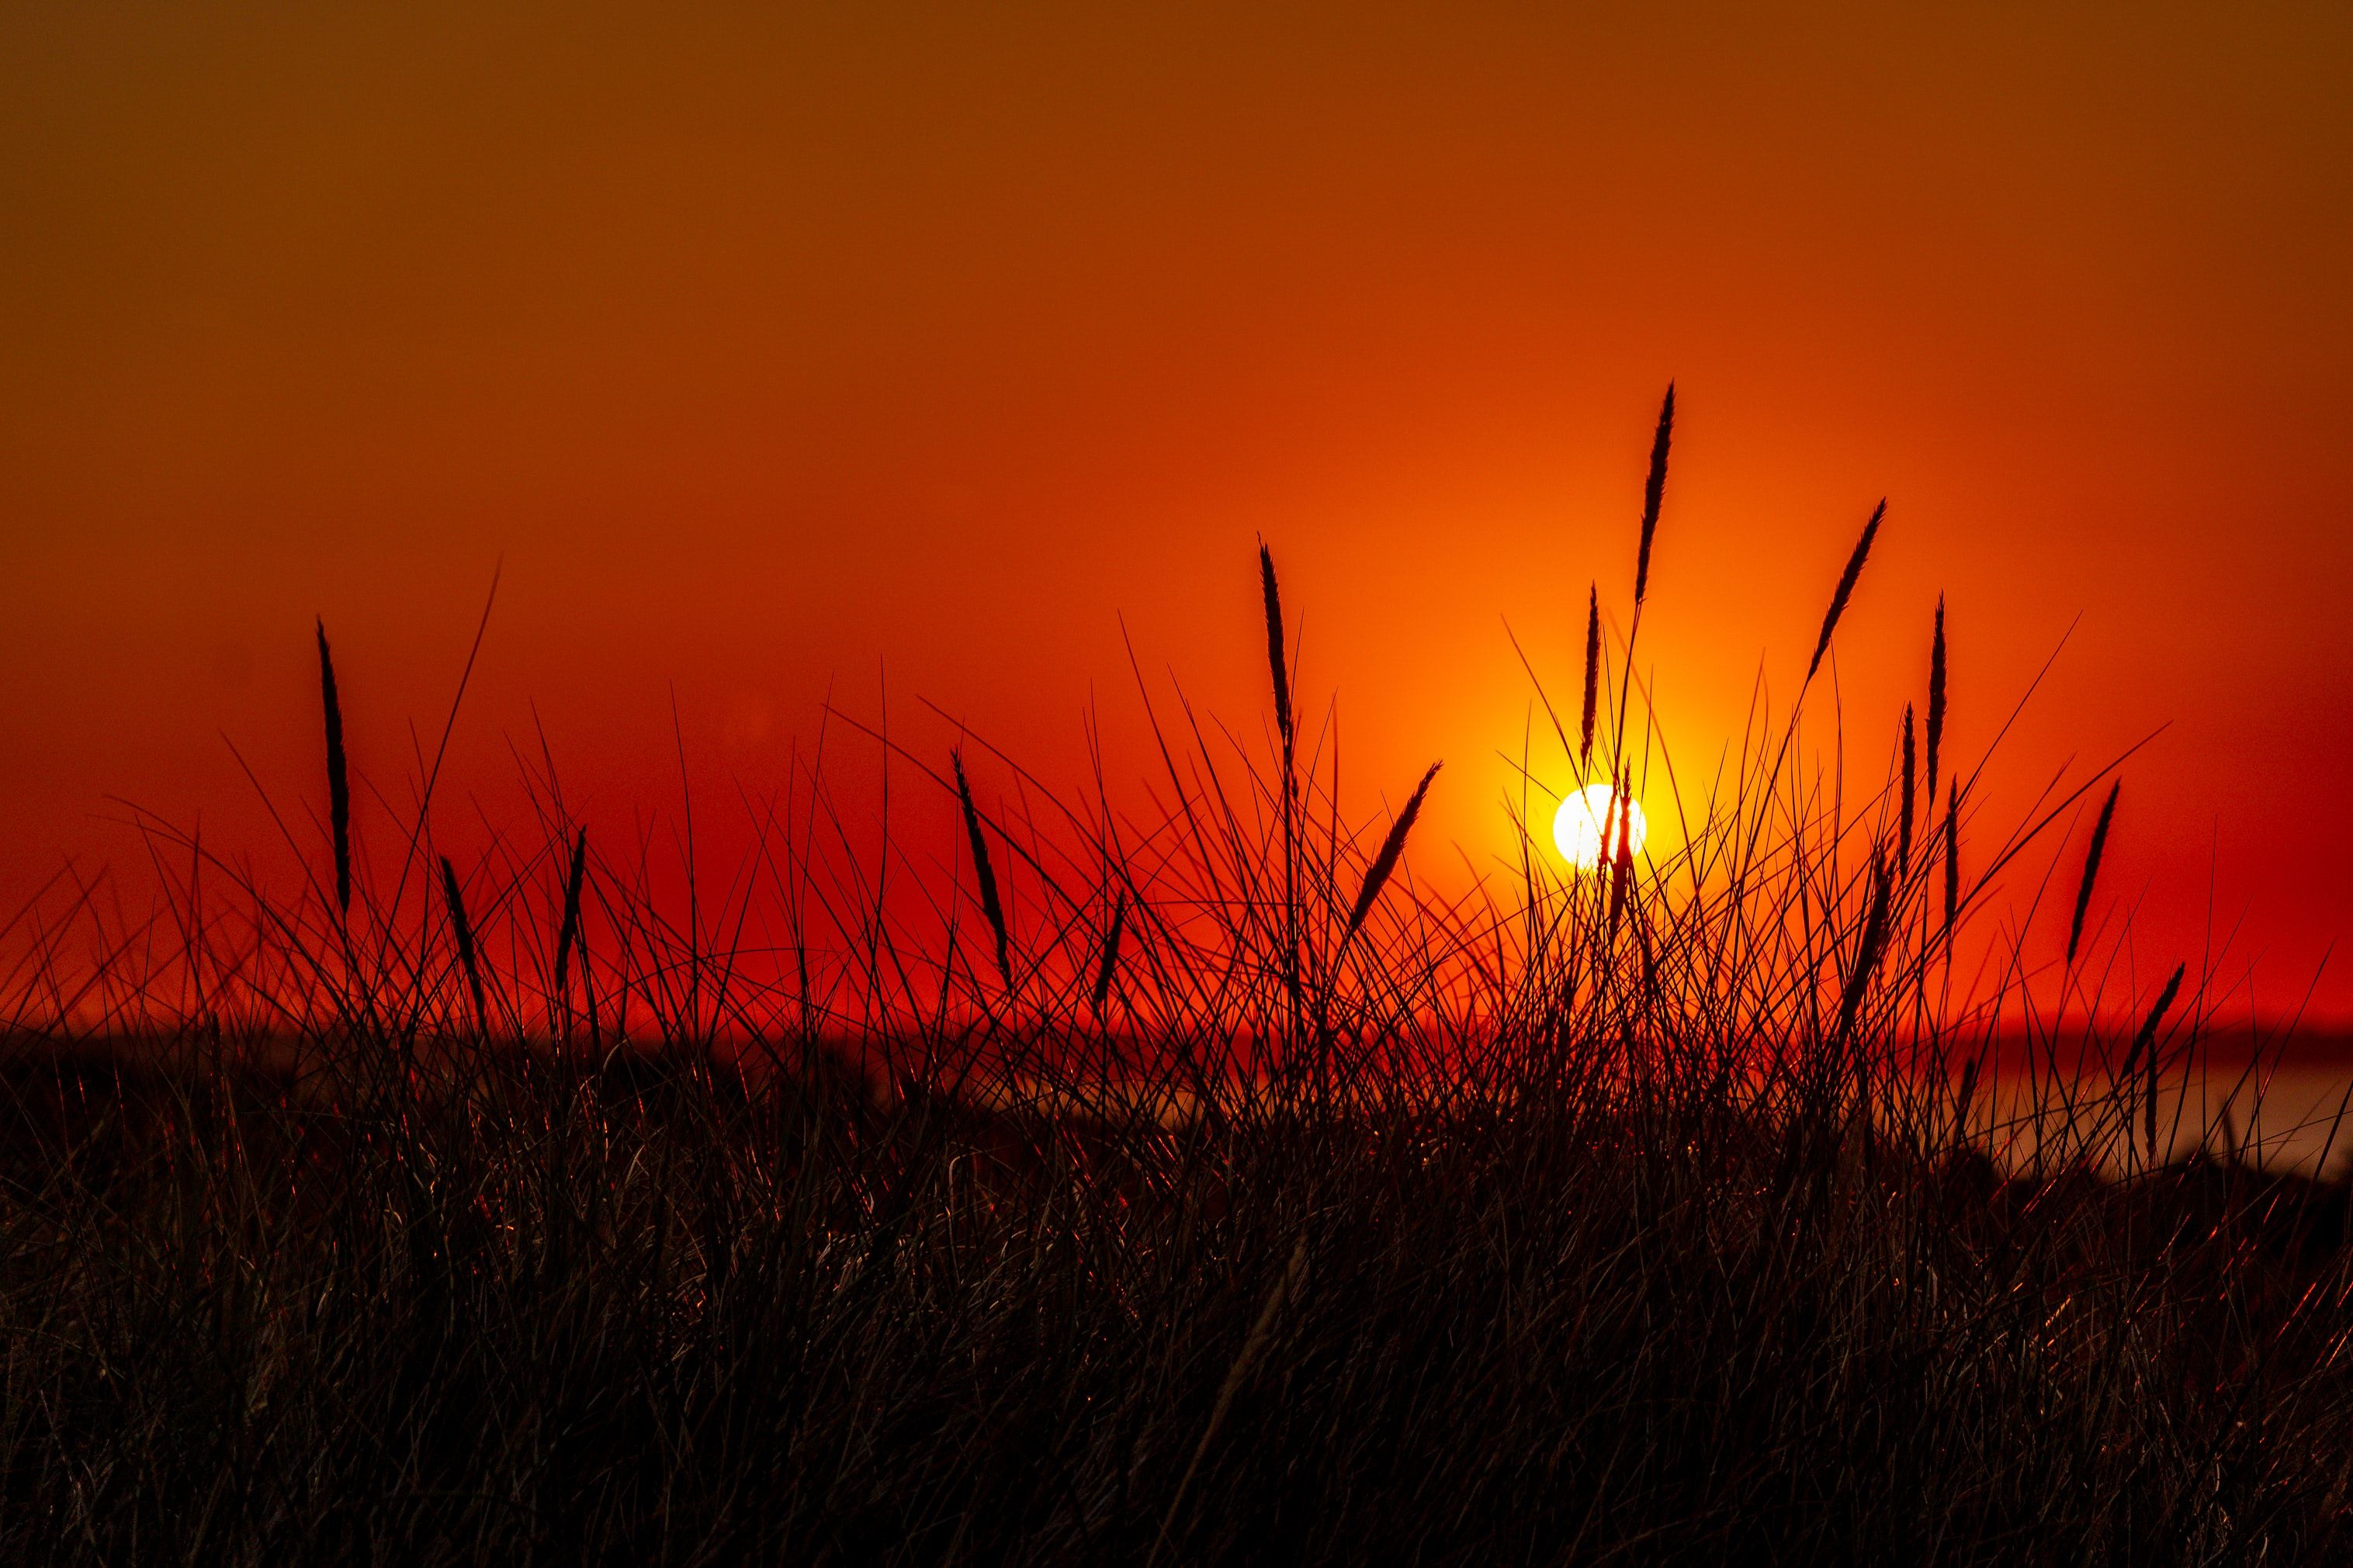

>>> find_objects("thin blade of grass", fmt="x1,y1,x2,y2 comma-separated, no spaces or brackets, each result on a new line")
1608,772,1634,939
1150,1237,1310,1568
439,854,486,1033
1944,782,1960,934
1092,889,1125,1019
1900,704,1916,873
2136,962,2185,1158
553,826,589,1028
955,749,1014,988
1835,852,1895,1047
317,619,351,915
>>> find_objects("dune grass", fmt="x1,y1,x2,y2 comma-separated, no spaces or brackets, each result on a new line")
1,397,2348,1564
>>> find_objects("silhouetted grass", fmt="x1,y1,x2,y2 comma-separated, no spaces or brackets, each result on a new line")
0,405,2344,1566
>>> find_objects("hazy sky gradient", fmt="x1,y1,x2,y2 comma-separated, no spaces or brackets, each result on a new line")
4,4,2348,1017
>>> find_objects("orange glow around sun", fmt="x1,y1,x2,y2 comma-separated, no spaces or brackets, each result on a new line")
0,5,2346,1023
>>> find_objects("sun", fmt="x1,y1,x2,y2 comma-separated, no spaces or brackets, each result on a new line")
1552,782,1647,873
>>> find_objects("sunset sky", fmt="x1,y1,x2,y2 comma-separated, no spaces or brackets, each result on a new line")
3,5,2348,1020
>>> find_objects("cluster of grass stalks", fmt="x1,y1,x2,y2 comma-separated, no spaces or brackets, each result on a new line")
2,390,2349,1564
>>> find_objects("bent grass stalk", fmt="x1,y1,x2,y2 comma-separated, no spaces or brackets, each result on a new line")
2123,961,2187,1161
1834,853,1894,1048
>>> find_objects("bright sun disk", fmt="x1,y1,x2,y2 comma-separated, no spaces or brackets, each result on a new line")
1553,783,1647,873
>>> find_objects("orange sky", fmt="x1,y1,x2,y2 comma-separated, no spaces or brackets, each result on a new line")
3,4,2348,1021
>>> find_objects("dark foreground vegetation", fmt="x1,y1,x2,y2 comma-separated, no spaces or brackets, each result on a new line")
5,390,2344,1563
3,1033,2352,1566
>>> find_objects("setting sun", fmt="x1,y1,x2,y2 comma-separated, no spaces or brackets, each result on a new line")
1552,783,1647,872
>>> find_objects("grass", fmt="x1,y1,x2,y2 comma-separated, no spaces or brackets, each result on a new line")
2,397,2348,1563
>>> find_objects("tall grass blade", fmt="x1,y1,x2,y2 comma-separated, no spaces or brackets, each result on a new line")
2066,781,2120,966
2136,962,2185,1158
2121,961,2185,1161
1900,703,1916,873
1834,852,1895,1046
553,826,589,1026
317,619,351,915
1259,542,1293,756
1926,595,1947,802
1580,583,1600,766
955,749,1013,988
1634,382,1674,607
1806,500,1886,682
1943,781,1960,933
1261,542,1301,1039
439,854,486,1033
1092,890,1125,1019
1341,762,1440,950
1608,774,1635,938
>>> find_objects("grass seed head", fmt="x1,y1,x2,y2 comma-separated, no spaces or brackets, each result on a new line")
553,826,590,1023
1260,541,1293,759
2066,781,2121,966
1926,595,1947,802
1634,382,1674,607
439,854,486,1032
317,619,352,915
1807,500,1886,682
955,749,1014,988
1343,761,1441,949
1580,583,1600,767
